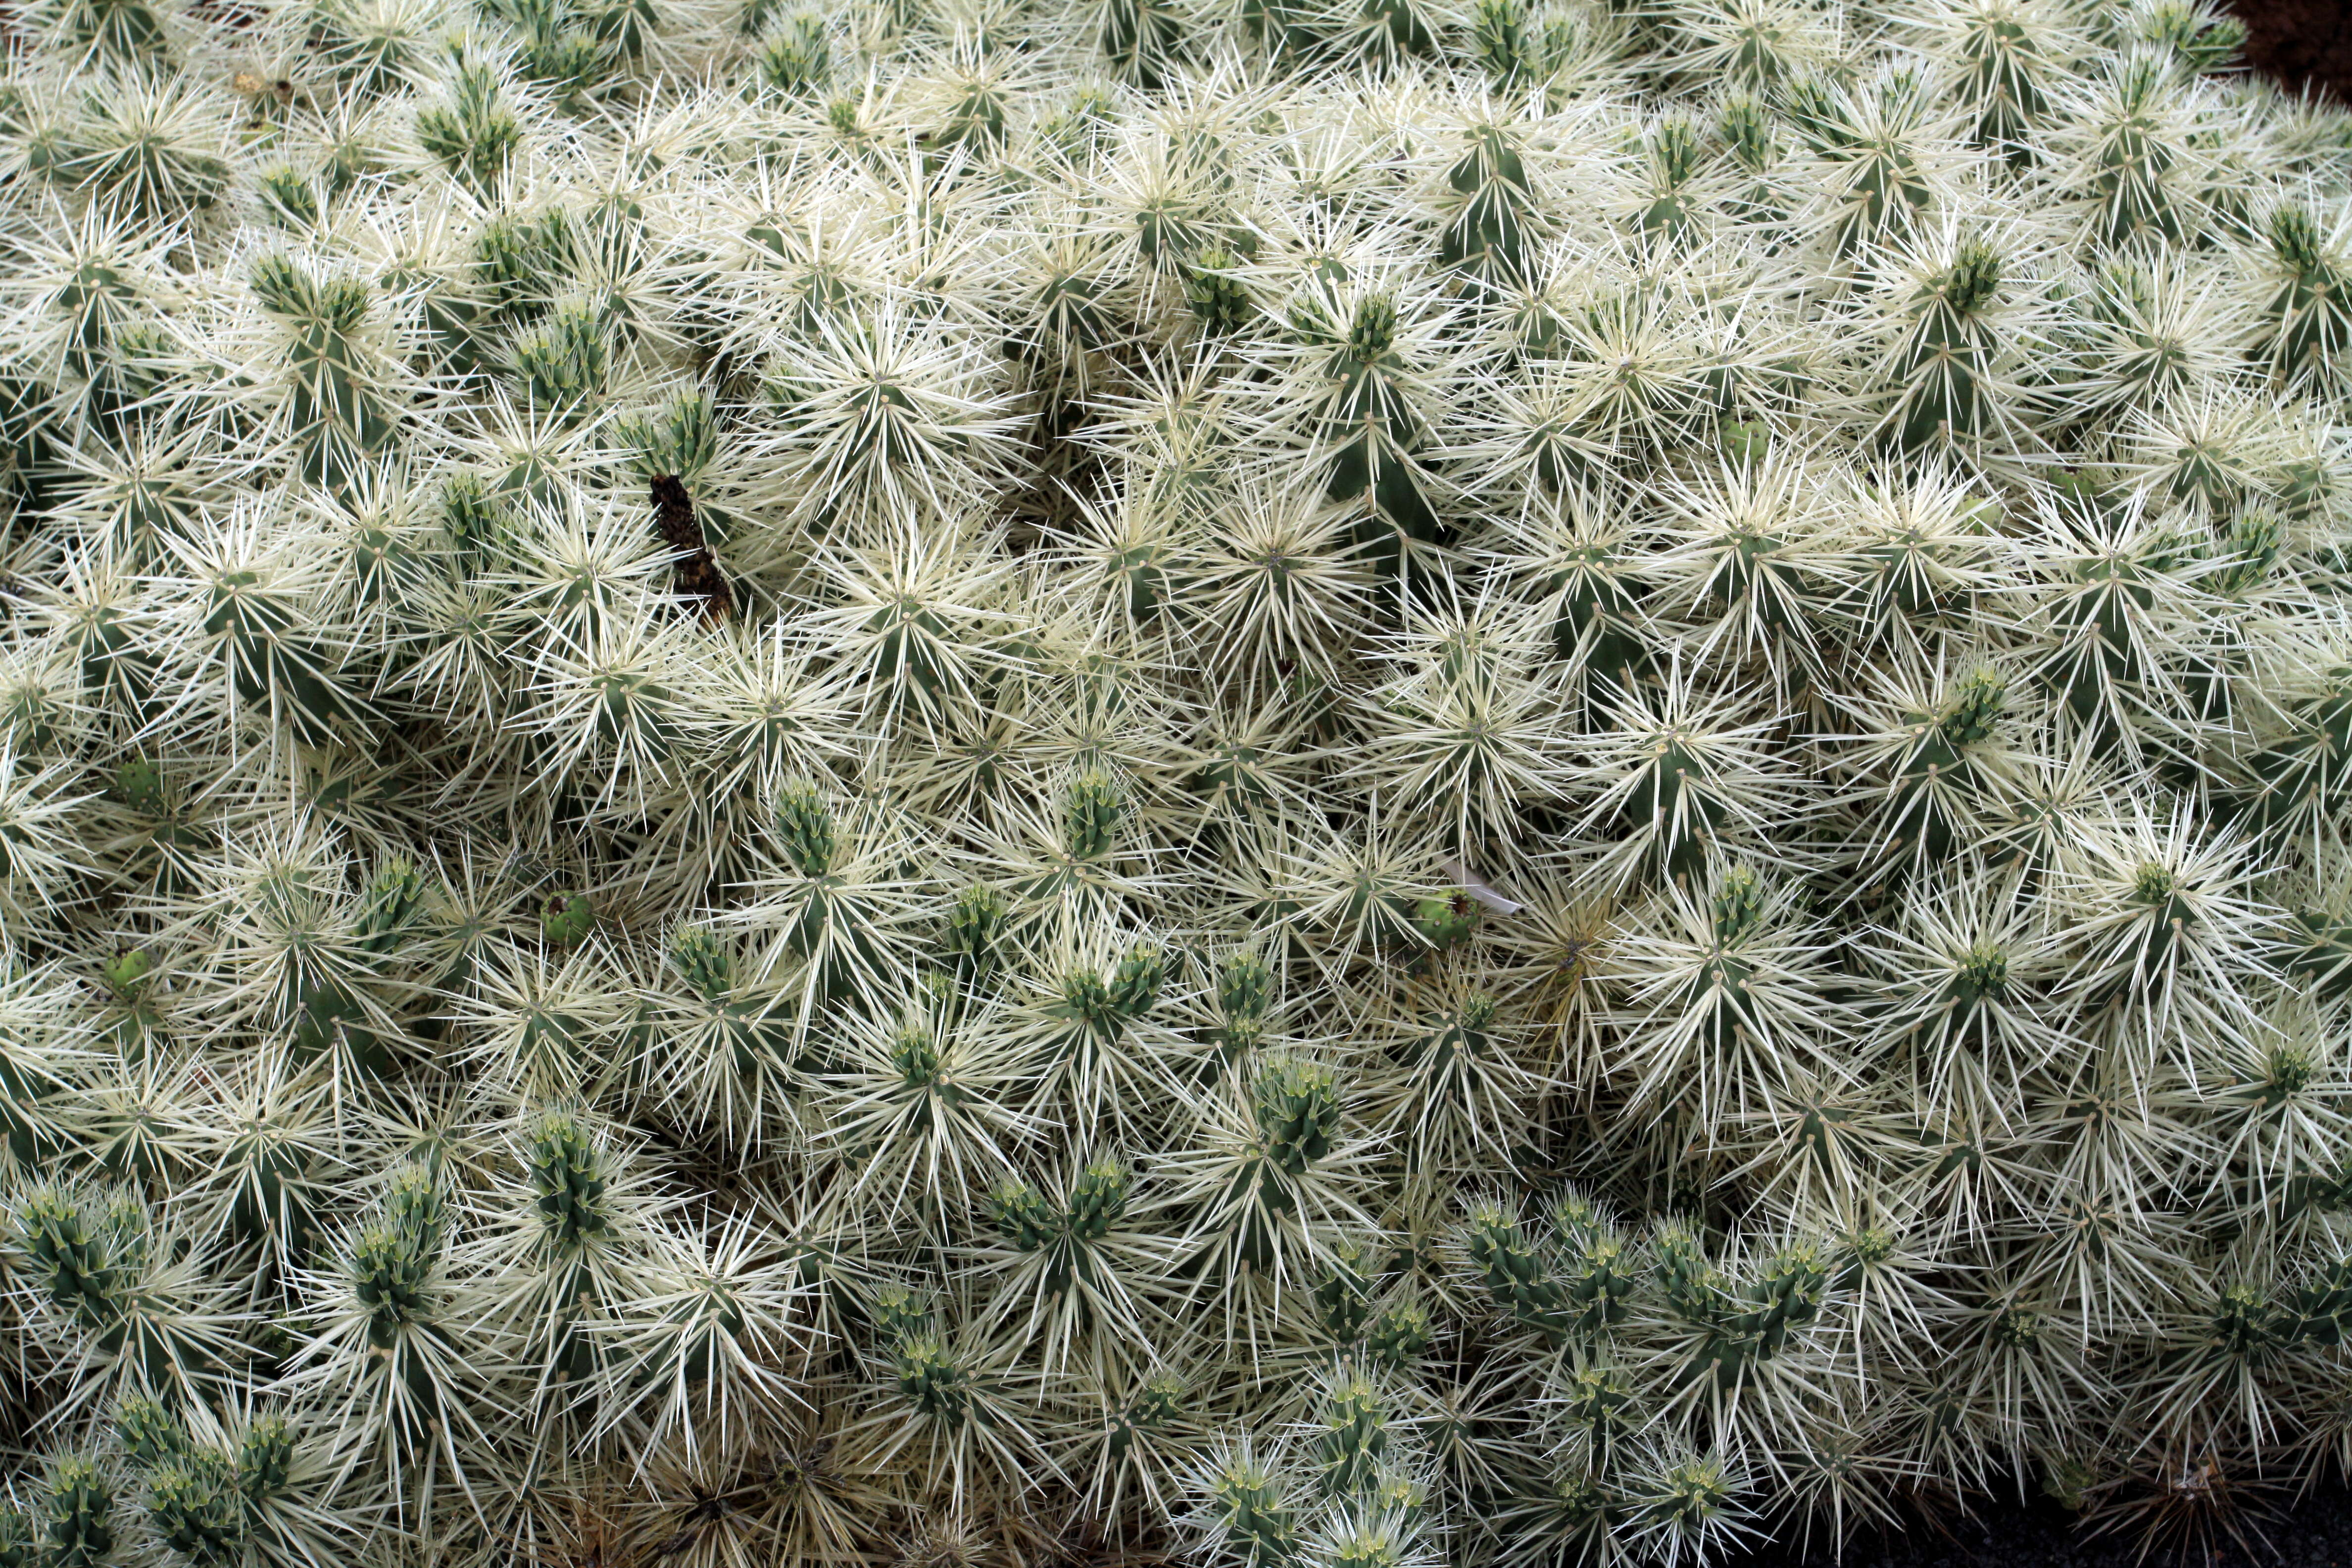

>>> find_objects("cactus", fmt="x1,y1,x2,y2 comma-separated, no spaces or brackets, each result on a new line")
40,1458,113,1568
0,2,2338,1566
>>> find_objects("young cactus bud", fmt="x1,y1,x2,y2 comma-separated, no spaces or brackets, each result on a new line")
756,13,831,98
986,1176,1057,1252
1058,967,1114,1038
1929,666,2009,753
1255,1059,1339,1176
1469,0,1530,83
17,1187,125,1329
1653,1220,1728,1328
235,1416,294,1503
382,1161,445,1253
1065,1159,1129,1239
2039,1451,2098,1512
1185,246,1252,336
1315,1240,1379,1342
355,859,425,956
146,1451,241,1567
1108,1372,1185,1459
1560,1360,1635,1441
441,474,507,569
1345,293,1398,364
1038,87,1116,162
1938,943,2012,1042
774,781,836,878
888,1023,941,1092
1835,1225,1899,1290
2145,0,2245,69
2211,507,2283,598
1215,951,1274,1061
41,1458,113,1568
508,304,608,420
1734,1241,1830,1355
1063,770,1121,861
1631,1455,1747,1563
1361,1302,1432,1370
526,1112,610,1253
668,924,735,1001
1107,943,1165,1017
2200,1279,2286,1362
116,1395,188,1469
1711,867,1765,946
416,59,522,196
1881,236,2007,453
351,1222,434,1347
1990,1301,2041,1347
1210,1458,1296,1567
942,885,1010,986
868,1280,932,1343
891,1334,975,1426
2120,859,2198,977
1557,1199,1636,1332
1307,288,1439,549
1315,1372,1389,1497
258,165,318,227
1397,989,1505,1148
1640,119,1702,240
1721,93,1776,171
1463,1205,1575,1346
623,394,721,493
249,253,396,493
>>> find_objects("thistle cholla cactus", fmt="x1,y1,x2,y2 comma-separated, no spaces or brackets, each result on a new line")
0,0,2338,1563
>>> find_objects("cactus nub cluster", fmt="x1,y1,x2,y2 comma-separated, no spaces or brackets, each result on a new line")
0,0,2344,1563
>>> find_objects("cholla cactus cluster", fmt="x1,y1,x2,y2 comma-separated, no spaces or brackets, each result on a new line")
0,0,2347,1562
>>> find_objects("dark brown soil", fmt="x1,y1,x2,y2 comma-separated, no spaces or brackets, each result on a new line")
2224,0,2352,106
1730,1479,2352,1568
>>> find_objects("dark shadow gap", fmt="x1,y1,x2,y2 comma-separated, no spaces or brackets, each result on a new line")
2223,0,2352,105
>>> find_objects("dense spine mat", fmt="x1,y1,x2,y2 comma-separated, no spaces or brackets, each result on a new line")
0,0,2345,1562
